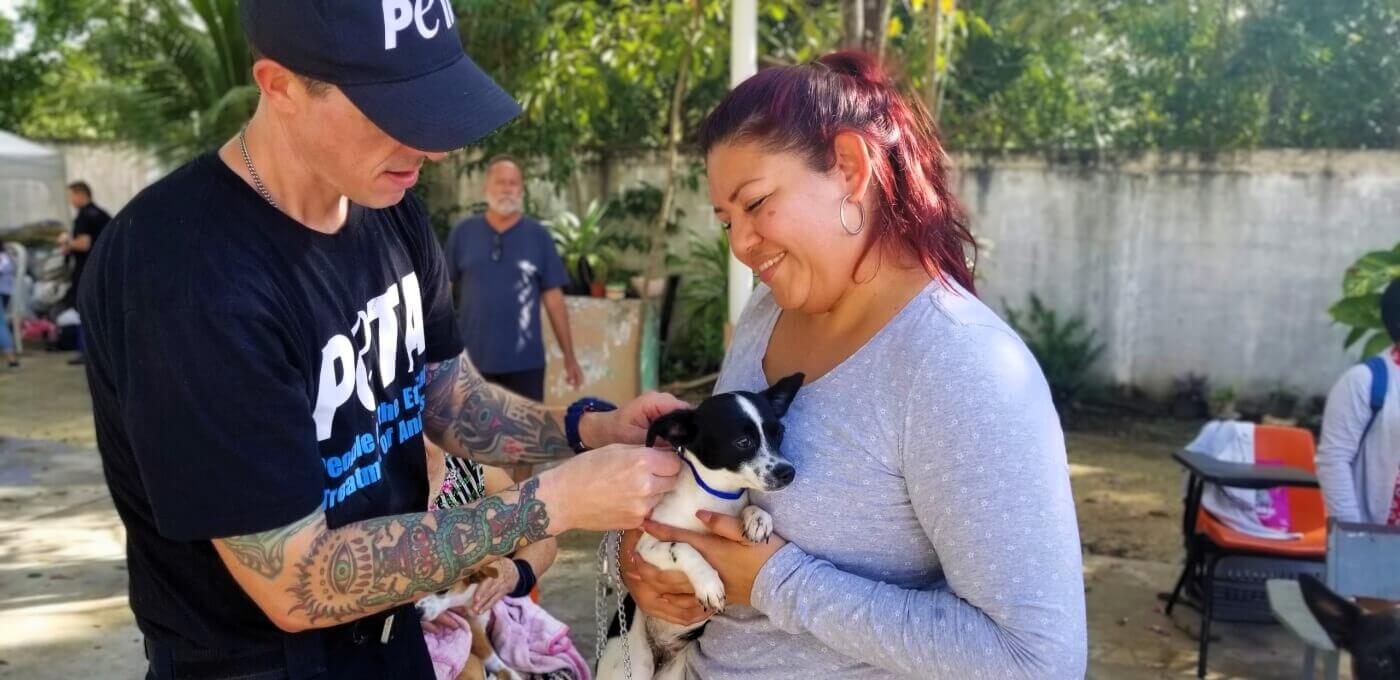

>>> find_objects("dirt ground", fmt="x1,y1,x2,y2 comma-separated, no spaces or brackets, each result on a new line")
0,351,1338,678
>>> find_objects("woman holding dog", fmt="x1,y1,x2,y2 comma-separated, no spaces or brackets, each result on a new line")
620,52,1087,678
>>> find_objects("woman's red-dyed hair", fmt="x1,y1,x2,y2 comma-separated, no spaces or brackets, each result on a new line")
699,51,976,293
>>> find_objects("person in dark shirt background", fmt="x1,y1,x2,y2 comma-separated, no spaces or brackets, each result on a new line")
61,180,110,365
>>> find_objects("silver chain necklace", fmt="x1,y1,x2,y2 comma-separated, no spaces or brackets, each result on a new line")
237,127,279,210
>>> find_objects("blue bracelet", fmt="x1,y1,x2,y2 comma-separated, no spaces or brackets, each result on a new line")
565,397,616,454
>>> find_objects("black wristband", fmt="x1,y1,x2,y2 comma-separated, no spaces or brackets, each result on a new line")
508,558,537,599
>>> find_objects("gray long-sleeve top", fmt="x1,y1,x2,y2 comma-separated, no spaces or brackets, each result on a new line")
1315,350,1399,524
687,282,1087,679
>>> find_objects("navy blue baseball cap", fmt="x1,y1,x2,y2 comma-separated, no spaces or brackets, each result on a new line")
240,0,521,152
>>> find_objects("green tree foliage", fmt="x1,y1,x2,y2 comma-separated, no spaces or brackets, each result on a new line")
92,0,256,162
0,0,119,139
3,0,1394,157
454,0,733,186
928,0,1400,151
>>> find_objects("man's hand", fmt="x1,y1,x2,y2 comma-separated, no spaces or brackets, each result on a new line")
618,529,710,625
564,356,585,390
535,445,680,533
469,557,520,614
580,392,689,449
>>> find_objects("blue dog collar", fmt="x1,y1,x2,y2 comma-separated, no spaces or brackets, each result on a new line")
678,449,744,500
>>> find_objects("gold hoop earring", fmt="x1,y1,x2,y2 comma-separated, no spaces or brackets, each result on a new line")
840,193,865,236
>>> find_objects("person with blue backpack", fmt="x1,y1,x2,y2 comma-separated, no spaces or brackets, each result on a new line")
1317,279,1400,525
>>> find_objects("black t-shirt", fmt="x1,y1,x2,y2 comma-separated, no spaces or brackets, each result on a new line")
78,153,461,678
71,202,111,286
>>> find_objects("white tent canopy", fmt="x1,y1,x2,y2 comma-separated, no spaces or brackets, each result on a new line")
0,129,69,233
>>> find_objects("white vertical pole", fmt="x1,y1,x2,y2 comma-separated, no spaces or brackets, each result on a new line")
726,0,757,340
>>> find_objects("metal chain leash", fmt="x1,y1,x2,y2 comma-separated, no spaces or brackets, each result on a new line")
594,530,632,679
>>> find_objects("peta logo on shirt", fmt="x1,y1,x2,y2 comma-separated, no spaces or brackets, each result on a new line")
382,0,456,50
312,271,428,441
311,271,434,511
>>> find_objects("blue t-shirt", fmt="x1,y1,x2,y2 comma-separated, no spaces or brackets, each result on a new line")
445,215,568,373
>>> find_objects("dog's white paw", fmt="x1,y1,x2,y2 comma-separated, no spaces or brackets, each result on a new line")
693,571,727,612
484,655,523,680
416,594,450,622
741,506,774,544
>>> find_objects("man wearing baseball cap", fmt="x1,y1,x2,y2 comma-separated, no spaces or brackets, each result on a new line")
77,2,685,677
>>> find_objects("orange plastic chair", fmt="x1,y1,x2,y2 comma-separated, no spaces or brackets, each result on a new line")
1166,425,1329,677
1196,426,1328,559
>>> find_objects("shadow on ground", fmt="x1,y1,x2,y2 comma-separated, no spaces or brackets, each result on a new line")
0,352,1343,678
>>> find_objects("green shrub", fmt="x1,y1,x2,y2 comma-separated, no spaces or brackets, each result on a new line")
1004,294,1106,414
661,231,730,385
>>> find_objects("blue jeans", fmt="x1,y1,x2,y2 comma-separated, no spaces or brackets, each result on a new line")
0,294,15,354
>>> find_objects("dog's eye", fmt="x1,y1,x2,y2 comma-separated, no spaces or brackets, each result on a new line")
734,436,754,450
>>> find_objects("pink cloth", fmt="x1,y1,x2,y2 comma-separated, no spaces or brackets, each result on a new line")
488,596,591,680
423,611,474,680
1255,460,1295,531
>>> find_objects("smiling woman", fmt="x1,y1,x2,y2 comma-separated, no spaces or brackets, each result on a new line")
702,52,975,298
620,51,1088,680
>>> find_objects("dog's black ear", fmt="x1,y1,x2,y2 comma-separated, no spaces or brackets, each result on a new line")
762,372,805,418
1301,574,1361,647
647,410,698,449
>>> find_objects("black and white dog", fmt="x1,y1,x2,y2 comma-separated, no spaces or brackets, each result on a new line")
596,373,804,680
1300,574,1400,680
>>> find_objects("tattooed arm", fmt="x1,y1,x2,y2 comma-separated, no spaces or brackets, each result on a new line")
214,432,685,632
421,353,580,466
213,479,553,633
421,351,689,466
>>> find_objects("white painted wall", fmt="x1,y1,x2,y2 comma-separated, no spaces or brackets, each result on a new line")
956,151,1399,396
52,142,166,216
66,143,1399,396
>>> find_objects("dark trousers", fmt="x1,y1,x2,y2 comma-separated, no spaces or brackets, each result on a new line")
481,368,546,402
142,604,428,680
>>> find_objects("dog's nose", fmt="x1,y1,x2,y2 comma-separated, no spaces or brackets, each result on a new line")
770,463,795,488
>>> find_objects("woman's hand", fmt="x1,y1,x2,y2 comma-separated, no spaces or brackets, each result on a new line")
618,529,710,625
642,511,787,610
469,557,520,615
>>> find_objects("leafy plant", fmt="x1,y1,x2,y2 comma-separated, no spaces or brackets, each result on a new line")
1170,373,1210,420
604,182,683,262
1263,384,1301,420
661,231,730,384
1329,243,1400,358
91,0,256,163
545,200,622,292
1208,385,1239,420
1003,294,1105,414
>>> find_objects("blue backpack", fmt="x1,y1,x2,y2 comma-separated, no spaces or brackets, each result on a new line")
1362,355,1389,442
